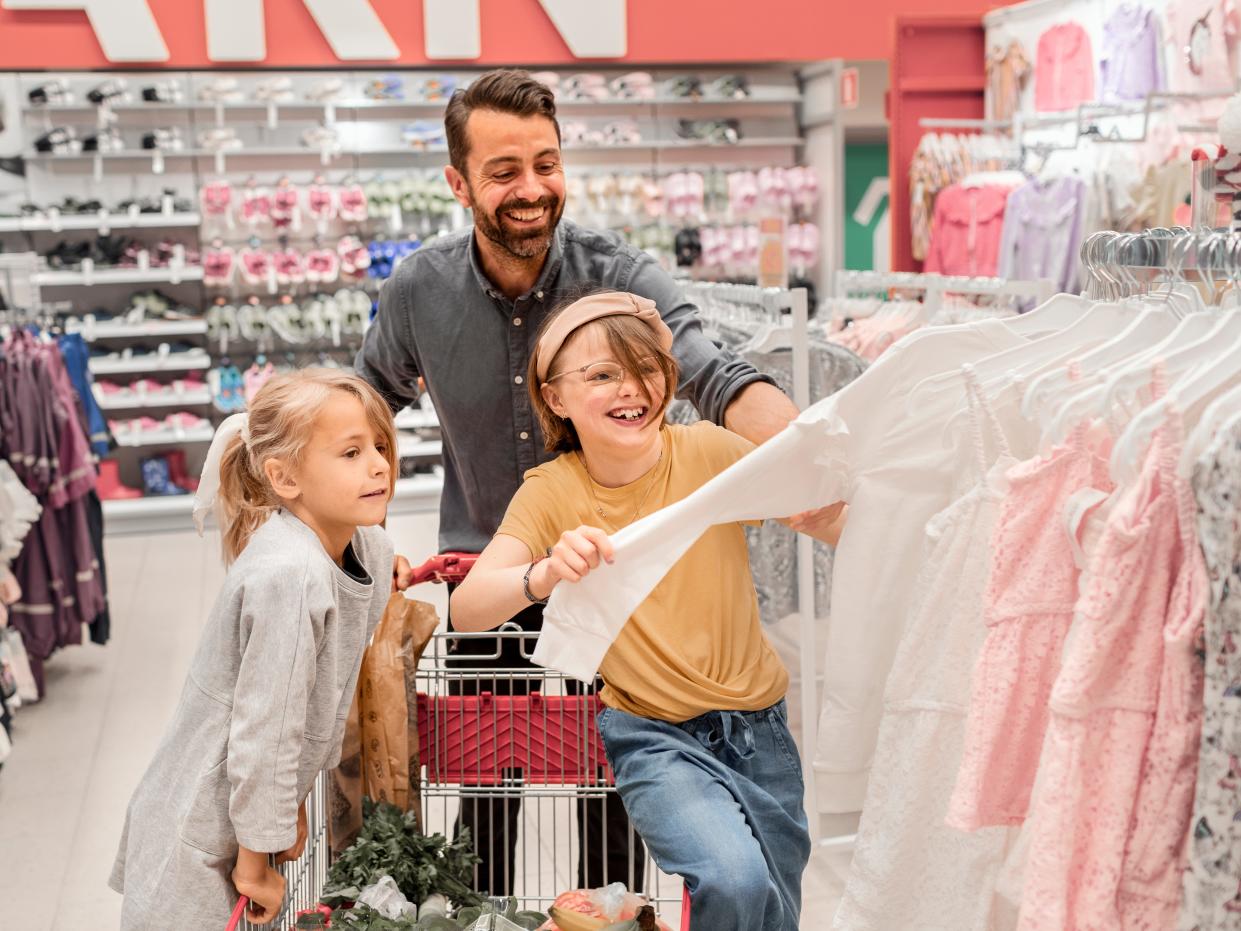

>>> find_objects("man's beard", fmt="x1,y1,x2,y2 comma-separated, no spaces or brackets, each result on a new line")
472,191,563,260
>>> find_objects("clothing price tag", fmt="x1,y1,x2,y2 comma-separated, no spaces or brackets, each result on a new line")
323,103,336,126
389,203,403,234
267,102,279,130
48,207,62,233
137,250,151,271
757,216,788,288
97,208,110,236
266,263,278,295
152,150,165,175
93,155,104,184
81,258,95,287
162,193,174,216
128,203,141,222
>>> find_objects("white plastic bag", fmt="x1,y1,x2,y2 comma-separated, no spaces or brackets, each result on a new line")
355,874,418,920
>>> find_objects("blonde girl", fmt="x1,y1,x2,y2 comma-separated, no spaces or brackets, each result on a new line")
110,369,397,929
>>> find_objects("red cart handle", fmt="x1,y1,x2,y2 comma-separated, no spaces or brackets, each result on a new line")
225,896,249,931
408,551,479,587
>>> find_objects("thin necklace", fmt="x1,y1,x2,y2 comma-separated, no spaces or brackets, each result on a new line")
579,448,664,530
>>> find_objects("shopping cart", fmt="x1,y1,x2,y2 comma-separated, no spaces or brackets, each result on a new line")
225,552,689,930
410,553,689,926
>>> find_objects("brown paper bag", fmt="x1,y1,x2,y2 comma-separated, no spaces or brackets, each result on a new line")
328,593,438,851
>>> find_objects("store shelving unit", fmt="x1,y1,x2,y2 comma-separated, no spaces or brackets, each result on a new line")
89,353,211,375
8,65,807,534
96,388,214,411
0,212,201,232
35,266,204,286
67,319,209,340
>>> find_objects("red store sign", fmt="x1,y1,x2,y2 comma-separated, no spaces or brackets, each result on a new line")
0,0,1010,69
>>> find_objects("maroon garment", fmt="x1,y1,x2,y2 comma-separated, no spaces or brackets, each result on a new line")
1,331,107,696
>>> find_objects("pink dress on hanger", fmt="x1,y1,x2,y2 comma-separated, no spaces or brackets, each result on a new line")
1018,410,1207,931
947,418,1113,831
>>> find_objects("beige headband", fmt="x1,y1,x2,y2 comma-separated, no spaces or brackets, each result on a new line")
534,291,674,383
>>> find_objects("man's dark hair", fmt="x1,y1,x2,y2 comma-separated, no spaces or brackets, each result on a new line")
444,69,560,176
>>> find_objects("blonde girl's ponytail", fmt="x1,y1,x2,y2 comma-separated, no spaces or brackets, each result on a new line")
215,430,278,564
193,368,399,565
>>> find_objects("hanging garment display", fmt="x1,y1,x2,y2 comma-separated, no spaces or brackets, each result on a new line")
1035,22,1096,112
987,40,1032,123
537,226,1241,925
1100,4,1164,102
925,183,1017,278
998,175,1089,301
1165,0,1240,92
909,133,1019,263
0,329,109,695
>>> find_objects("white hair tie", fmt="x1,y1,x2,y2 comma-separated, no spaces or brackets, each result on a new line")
192,412,249,536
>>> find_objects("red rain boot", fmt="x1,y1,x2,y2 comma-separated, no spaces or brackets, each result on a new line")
165,448,200,493
97,459,142,500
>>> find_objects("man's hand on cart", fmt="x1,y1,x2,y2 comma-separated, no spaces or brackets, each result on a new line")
274,799,308,865
392,554,415,592
529,526,616,600
232,847,286,925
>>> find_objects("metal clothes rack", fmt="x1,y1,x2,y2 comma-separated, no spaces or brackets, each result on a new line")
682,281,822,837
835,269,1054,311
1079,225,1241,297
918,89,1235,147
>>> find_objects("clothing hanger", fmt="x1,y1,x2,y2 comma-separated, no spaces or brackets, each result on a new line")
1023,231,1182,423
1181,381,1241,476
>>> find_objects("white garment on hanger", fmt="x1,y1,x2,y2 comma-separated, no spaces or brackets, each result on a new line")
541,318,1032,811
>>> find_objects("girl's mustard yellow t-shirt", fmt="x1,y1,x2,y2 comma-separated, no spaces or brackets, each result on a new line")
496,422,789,723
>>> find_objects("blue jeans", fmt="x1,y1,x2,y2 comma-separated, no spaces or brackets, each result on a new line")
596,701,811,931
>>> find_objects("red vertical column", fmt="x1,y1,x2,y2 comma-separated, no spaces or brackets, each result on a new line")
888,15,987,272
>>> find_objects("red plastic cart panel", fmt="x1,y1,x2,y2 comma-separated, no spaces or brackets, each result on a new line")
416,693,613,786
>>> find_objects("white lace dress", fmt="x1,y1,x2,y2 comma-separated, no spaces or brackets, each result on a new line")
834,370,1020,931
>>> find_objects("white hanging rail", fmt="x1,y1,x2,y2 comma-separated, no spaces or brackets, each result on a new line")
835,270,1054,315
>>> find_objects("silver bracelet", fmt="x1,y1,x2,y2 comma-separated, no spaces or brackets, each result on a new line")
522,559,548,605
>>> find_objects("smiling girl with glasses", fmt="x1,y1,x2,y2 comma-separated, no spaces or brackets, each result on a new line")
450,290,835,931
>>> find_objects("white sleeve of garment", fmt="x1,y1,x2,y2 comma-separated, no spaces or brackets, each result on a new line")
537,404,852,681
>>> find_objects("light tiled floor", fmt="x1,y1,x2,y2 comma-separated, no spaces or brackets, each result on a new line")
0,516,847,928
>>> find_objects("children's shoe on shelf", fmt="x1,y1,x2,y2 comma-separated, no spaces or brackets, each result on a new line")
140,455,189,496
164,449,200,492
96,460,142,500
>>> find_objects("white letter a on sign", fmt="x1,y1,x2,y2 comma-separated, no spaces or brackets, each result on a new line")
3,0,168,61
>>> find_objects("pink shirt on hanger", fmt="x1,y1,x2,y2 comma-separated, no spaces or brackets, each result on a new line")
924,184,1012,277
1035,22,1096,112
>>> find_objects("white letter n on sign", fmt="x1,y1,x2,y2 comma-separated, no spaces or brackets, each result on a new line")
205,0,398,61
424,0,628,60
3,0,168,61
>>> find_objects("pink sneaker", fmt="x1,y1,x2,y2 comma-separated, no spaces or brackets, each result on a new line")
273,248,306,285
307,183,336,221
240,187,271,226
239,248,273,286
305,248,340,284
203,246,235,287
338,184,368,223
200,180,232,217
271,184,299,229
